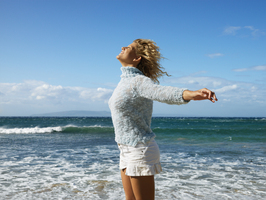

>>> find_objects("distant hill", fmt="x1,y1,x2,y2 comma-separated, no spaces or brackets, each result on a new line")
32,110,111,117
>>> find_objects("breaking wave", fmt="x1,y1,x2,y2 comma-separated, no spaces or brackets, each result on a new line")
0,125,114,134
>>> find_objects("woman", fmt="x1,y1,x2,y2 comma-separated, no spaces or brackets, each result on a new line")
108,39,218,200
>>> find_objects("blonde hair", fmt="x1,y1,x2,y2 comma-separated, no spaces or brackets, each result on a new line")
133,39,170,83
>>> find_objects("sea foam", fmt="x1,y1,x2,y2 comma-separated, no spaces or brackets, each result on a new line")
0,126,62,134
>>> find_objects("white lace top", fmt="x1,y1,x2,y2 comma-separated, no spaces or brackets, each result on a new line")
108,66,189,147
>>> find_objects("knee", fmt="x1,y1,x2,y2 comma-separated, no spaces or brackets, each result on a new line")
125,196,136,200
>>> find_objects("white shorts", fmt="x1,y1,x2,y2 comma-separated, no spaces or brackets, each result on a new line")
118,138,162,176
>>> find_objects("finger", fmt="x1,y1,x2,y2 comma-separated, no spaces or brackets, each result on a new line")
204,89,212,100
213,93,218,101
205,89,216,102
210,91,217,101
208,91,212,100
211,93,218,102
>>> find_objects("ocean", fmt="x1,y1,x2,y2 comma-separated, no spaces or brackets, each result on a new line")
0,117,265,199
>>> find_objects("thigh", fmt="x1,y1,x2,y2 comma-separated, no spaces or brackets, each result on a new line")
121,169,135,200
130,175,155,200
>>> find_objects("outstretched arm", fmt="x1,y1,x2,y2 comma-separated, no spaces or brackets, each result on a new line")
182,88,218,103
132,76,189,105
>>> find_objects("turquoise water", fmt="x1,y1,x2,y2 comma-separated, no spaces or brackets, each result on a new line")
0,117,265,199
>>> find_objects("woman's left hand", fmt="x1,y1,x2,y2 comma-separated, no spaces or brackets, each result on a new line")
183,88,218,103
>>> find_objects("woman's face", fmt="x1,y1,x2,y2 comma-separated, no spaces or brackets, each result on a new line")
116,42,140,67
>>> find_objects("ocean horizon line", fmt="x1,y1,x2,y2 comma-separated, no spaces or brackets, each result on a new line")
0,109,265,118
0,115,265,118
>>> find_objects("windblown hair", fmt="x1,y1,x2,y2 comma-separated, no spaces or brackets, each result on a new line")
133,39,170,84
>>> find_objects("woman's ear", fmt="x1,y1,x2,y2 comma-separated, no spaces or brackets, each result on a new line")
133,56,141,62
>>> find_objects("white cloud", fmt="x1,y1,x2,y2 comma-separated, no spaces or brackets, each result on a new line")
207,53,224,58
233,68,248,72
0,80,113,106
253,65,266,71
165,75,266,104
222,99,231,102
167,76,226,88
244,26,264,37
233,65,266,72
224,26,265,37
215,84,238,93
224,26,241,35
1,78,265,116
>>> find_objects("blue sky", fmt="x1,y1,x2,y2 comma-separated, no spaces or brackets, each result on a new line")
0,0,265,117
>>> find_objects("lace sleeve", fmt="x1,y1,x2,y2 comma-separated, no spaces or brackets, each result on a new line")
131,76,189,105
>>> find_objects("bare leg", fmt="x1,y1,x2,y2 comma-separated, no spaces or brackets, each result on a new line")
121,168,155,200
121,168,136,200
130,175,155,200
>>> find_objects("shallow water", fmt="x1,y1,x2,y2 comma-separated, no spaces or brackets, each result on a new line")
0,117,265,199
